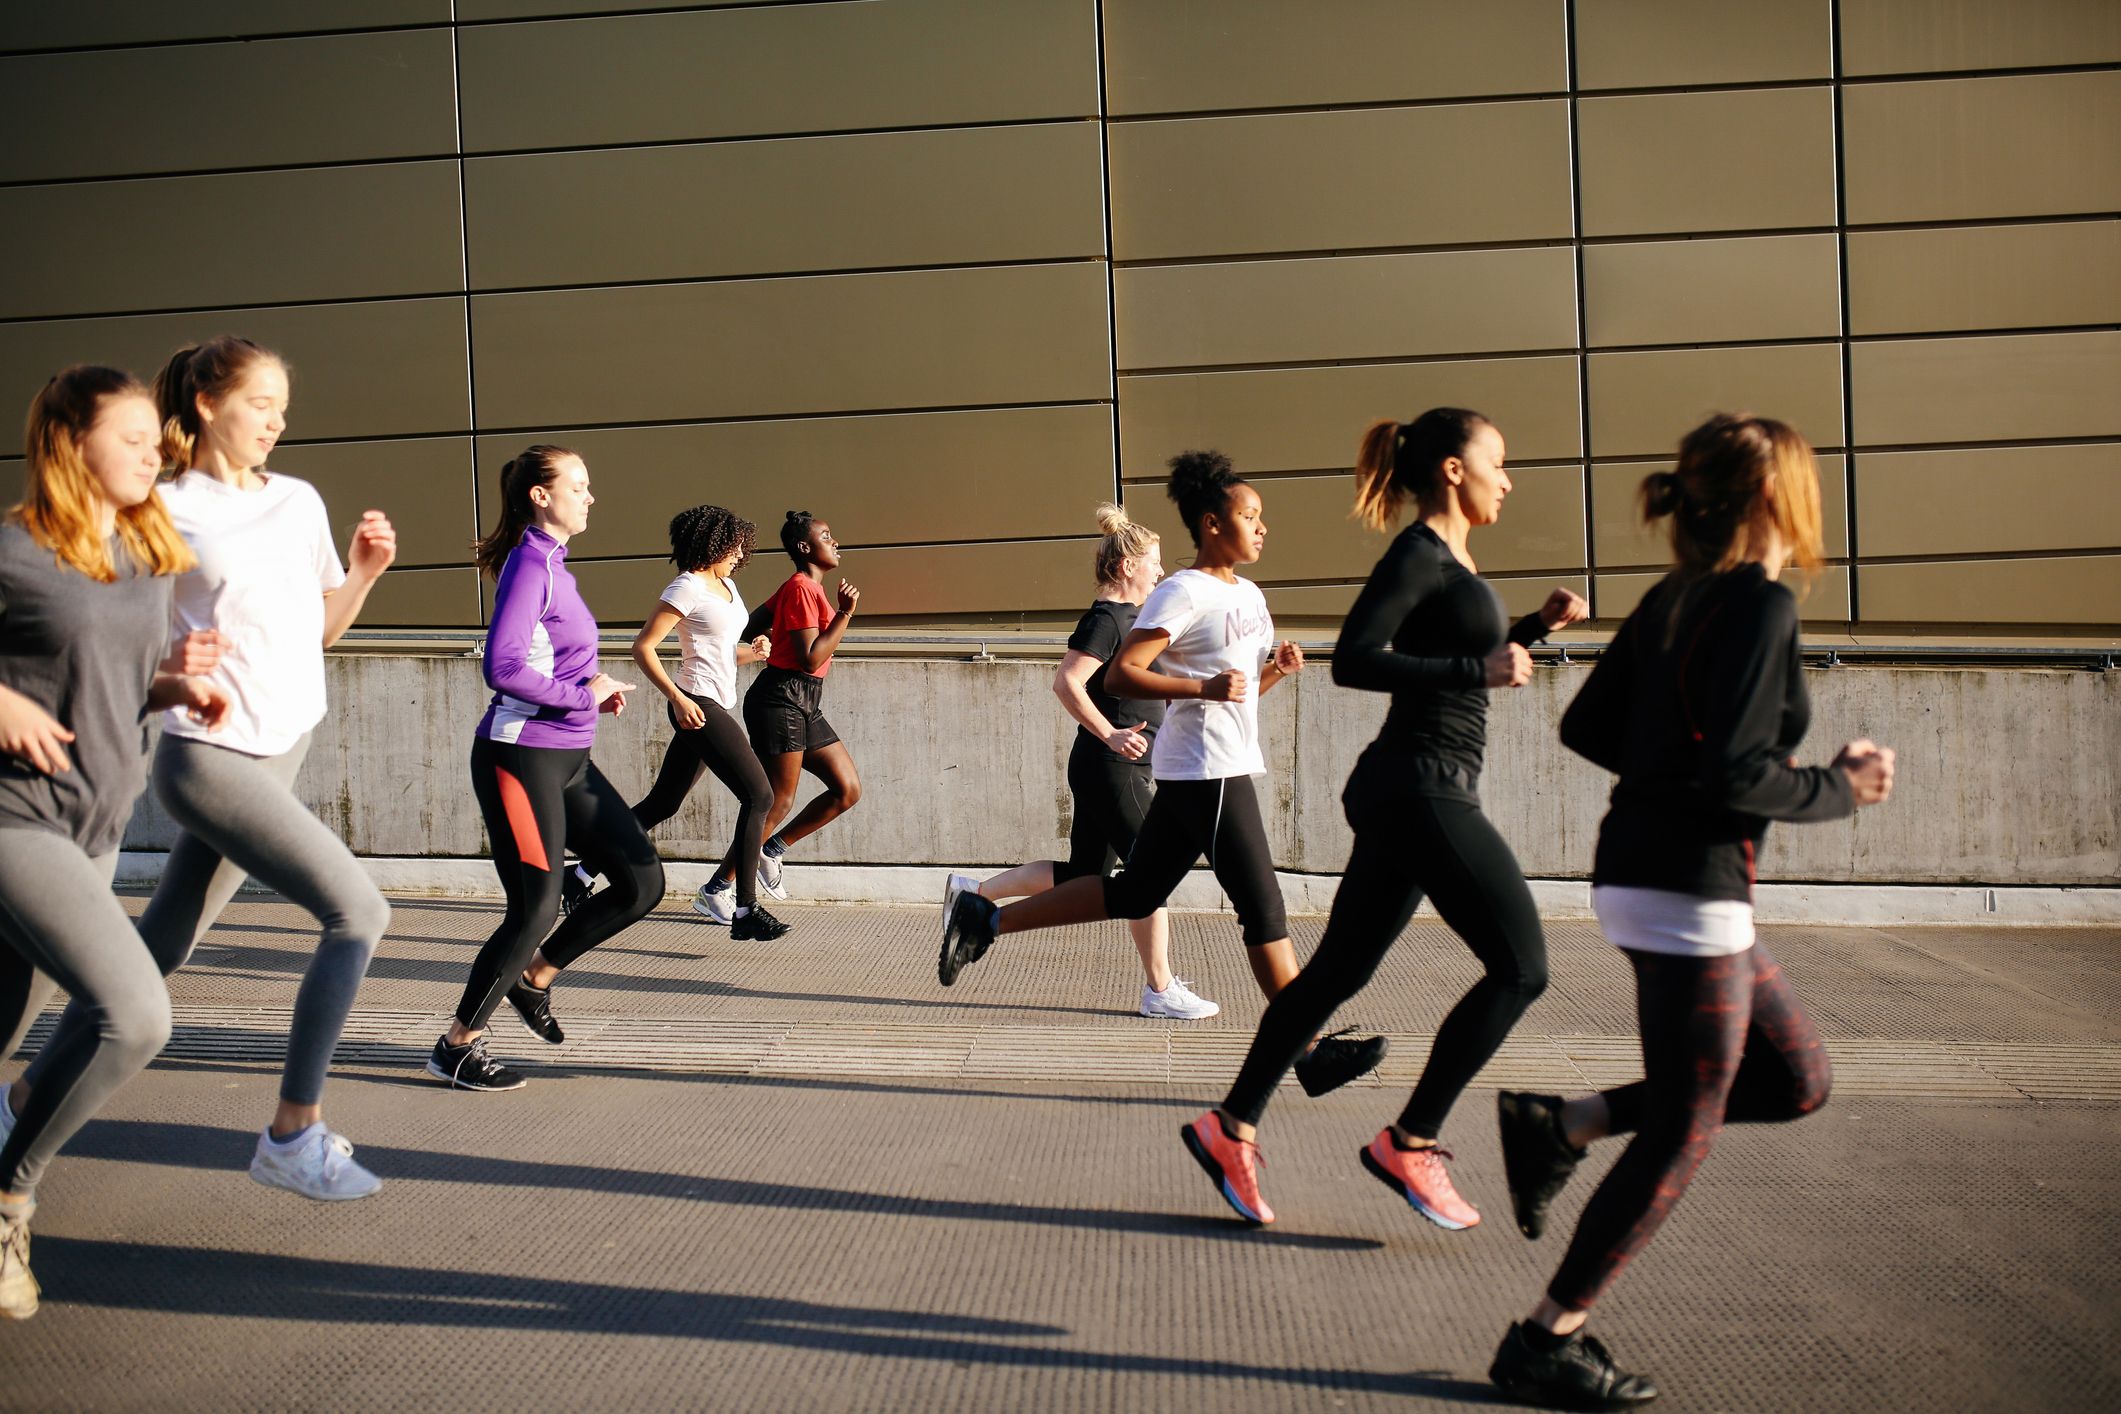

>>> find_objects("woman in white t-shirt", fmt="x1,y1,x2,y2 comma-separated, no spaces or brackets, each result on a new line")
23,337,398,1202
939,453,1385,1088
566,504,786,941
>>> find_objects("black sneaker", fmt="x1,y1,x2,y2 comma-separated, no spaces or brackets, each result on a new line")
1294,1027,1388,1097
1490,1321,1658,1410
731,905,791,942
425,1035,527,1092
559,869,594,917
938,892,997,987
1497,1090,1587,1240
506,980,564,1045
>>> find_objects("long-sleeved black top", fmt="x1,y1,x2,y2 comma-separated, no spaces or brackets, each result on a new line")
1333,523,1547,772
1560,564,1853,903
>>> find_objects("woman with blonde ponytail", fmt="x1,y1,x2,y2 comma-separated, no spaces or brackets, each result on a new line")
940,503,1217,1020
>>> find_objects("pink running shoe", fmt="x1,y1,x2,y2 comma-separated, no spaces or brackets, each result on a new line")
1360,1129,1481,1230
1180,1112,1274,1226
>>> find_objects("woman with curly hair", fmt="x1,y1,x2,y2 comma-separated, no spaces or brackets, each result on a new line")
564,504,787,941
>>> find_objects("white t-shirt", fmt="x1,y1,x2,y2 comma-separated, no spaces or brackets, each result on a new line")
1592,885,1756,958
1134,568,1274,781
159,471,345,757
660,570,748,708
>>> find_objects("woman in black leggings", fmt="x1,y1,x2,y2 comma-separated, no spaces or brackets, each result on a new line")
565,505,787,942
426,445,666,1091
1486,413,1895,1409
1188,409,1588,1230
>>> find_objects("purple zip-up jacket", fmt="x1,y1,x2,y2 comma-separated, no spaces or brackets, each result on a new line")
476,525,600,748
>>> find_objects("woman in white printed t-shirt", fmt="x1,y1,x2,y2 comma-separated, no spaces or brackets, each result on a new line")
19,336,396,1203
940,453,1386,1093
565,504,788,942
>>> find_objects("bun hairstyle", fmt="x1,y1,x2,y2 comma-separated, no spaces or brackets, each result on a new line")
152,335,283,470
471,443,579,580
15,365,195,581
1092,501,1159,587
669,503,756,574
1352,407,1493,532
780,509,820,567
1165,449,1245,546
1641,412,1824,587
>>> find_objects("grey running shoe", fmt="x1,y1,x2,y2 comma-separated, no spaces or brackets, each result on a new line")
756,851,789,901
249,1124,382,1201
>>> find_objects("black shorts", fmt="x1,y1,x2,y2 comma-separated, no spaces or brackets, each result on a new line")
1103,775,1289,947
743,665,840,758
1055,737,1155,884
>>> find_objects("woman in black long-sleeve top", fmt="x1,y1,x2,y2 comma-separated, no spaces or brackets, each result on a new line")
1182,408,1588,1231
1487,413,1896,1411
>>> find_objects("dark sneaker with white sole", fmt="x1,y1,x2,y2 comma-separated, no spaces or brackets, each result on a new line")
938,892,998,986
1294,1027,1388,1097
731,905,792,941
506,980,564,1044
1497,1090,1587,1240
1489,1321,1658,1410
426,1035,527,1092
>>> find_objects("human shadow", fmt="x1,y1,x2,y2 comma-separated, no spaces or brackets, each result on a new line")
35,1238,1506,1400
67,1119,1383,1253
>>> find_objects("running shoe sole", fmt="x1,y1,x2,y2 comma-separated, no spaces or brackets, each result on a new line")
690,892,735,925
1179,1121,1270,1226
248,1161,381,1202
1359,1144,1476,1231
423,1059,527,1092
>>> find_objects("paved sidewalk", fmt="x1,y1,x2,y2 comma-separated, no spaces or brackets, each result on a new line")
4,898,2117,1411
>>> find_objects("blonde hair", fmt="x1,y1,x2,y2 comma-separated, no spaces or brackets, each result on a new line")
1093,502,1158,587
1352,407,1493,532
13,366,196,582
1641,413,1824,585
153,335,284,470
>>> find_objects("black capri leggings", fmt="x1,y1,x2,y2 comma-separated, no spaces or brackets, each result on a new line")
1548,943,1831,1312
1222,752,1546,1133
1102,775,1287,947
631,690,773,908
456,736,665,1029
1053,740,1155,884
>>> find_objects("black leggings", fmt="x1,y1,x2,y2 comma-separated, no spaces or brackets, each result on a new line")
455,737,665,1029
1052,740,1155,884
1102,775,1287,947
1548,944,1831,1312
1222,755,1546,1132
630,691,773,908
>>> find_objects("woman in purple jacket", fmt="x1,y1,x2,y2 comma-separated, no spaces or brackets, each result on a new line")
427,445,663,1091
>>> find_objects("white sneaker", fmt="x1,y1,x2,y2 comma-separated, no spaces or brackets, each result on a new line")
0,1216,36,1320
756,853,790,902
942,873,979,930
249,1124,382,1201
691,883,737,924
1141,979,1220,1020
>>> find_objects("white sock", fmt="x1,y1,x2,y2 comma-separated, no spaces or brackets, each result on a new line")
572,864,594,886
733,905,752,919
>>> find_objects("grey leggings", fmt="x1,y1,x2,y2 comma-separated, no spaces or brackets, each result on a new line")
0,834,171,1198
29,733,388,1107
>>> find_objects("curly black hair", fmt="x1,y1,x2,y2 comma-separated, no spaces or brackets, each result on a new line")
1166,449,1246,546
667,503,756,573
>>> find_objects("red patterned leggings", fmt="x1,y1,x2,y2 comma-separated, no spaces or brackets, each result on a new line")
1548,945,1832,1312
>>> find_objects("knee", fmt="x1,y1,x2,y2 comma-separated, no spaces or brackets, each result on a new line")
1502,960,1549,1003
104,989,173,1063
346,889,391,949
741,780,774,815
609,855,667,918
1101,876,1155,922
835,776,862,810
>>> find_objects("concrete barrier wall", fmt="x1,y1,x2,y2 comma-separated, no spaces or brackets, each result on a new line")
124,655,2120,887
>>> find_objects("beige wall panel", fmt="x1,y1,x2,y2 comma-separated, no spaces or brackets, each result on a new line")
1858,555,2121,624
0,299,471,442
458,0,1096,152
1841,0,2121,76
1594,456,1849,566
1577,88,1837,237
268,438,476,571
1851,332,2121,446
471,264,1110,429
1847,221,2121,335
1,2,448,51
0,163,464,321
472,406,1115,561
1115,248,1577,371
1843,73,2121,224
1599,567,1851,621
461,0,792,16
1271,574,1586,624
1119,357,1582,477
0,461,21,507
467,123,1104,290
1577,0,1832,88
1587,344,1844,458
1108,102,1571,260
1584,235,1841,347
1855,444,2121,557
357,567,485,628
1103,0,1564,114
0,31,457,182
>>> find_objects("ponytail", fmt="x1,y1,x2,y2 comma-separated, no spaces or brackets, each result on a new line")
472,444,576,580
1351,407,1492,531
152,335,281,471
1091,501,1158,587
